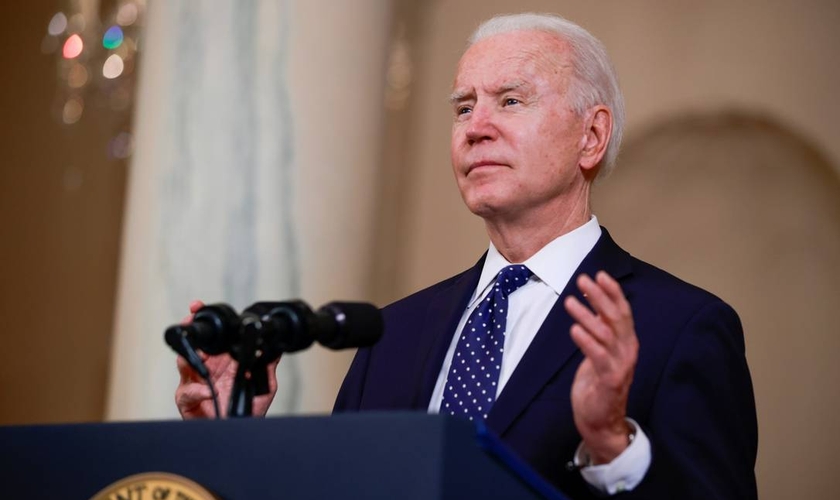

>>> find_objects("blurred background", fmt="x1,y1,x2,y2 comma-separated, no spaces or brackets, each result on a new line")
0,1,838,498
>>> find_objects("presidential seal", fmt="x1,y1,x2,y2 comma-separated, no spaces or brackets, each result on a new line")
90,472,219,500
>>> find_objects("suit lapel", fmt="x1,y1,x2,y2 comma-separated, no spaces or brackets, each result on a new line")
487,228,634,436
411,255,485,408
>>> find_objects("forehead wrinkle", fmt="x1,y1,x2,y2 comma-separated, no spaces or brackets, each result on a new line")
496,79,528,93
510,47,571,85
449,79,532,106
451,33,573,103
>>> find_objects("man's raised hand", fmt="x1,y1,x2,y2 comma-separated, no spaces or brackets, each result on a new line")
564,271,638,464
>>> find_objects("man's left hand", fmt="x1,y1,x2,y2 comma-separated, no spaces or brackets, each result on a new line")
564,271,638,464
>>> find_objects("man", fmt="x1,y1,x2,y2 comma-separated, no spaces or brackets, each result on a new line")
177,13,757,499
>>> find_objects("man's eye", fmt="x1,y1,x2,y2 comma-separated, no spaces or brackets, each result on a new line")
504,98,520,106
457,106,472,115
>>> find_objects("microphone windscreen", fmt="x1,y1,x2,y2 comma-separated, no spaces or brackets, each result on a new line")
317,302,383,350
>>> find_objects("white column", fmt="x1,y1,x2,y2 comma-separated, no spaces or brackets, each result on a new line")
106,0,392,420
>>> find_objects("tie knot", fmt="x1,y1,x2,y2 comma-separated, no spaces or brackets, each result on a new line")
495,265,533,298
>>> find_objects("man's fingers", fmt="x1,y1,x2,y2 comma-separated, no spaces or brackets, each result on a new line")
576,274,623,324
595,271,632,318
176,355,200,383
564,296,614,347
180,300,205,325
176,351,214,383
175,382,213,414
203,353,234,380
565,272,639,376
576,273,635,343
569,323,612,373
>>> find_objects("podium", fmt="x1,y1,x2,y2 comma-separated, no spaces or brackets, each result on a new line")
0,412,569,500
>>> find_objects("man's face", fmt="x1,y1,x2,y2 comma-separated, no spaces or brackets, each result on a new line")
450,30,588,220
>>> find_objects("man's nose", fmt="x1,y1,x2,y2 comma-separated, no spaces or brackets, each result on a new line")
465,105,498,145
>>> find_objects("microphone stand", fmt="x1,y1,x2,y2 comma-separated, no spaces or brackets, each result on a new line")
227,316,260,418
227,312,282,417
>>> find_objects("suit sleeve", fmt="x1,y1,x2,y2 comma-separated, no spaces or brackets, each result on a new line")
630,299,758,499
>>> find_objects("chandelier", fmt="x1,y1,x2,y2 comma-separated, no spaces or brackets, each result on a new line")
41,0,147,160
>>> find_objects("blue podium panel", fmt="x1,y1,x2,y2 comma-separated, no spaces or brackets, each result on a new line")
0,412,568,500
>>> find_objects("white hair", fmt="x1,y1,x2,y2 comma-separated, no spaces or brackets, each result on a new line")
468,13,625,178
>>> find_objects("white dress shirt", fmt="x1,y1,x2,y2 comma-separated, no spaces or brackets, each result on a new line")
427,216,651,494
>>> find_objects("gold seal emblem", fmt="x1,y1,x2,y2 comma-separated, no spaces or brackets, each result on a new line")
90,472,219,500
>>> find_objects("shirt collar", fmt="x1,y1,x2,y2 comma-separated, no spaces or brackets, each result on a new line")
469,216,603,307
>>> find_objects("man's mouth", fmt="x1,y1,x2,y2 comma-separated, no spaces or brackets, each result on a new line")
467,161,508,175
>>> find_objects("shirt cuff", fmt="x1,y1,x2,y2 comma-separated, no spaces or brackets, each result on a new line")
573,418,652,495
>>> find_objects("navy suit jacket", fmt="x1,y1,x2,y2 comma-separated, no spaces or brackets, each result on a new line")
335,229,758,499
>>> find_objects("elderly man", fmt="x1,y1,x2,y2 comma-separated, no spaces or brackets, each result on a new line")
177,13,757,499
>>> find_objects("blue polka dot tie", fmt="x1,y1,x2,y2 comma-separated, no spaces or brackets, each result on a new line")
441,265,533,421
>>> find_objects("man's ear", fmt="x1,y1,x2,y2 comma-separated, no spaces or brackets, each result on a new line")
579,106,612,175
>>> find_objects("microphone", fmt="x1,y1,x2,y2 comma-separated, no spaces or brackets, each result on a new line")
163,299,383,418
243,301,384,360
175,304,241,355
242,301,316,359
164,303,241,375
312,301,383,350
